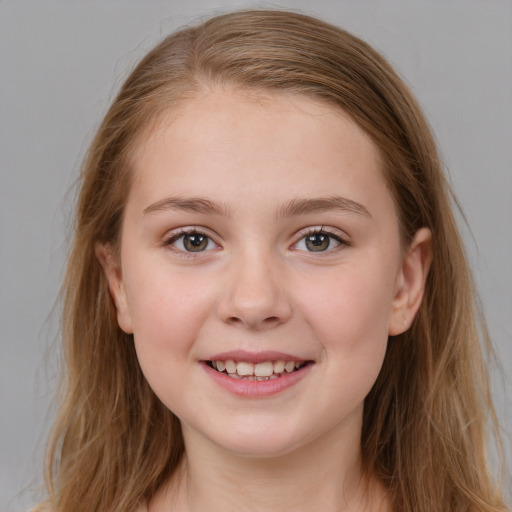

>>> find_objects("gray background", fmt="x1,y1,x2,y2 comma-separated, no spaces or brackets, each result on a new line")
1,1,510,510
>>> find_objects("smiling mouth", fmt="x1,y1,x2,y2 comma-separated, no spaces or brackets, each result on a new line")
206,359,310,381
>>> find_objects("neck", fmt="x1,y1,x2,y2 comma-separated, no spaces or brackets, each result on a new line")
149,409,390,512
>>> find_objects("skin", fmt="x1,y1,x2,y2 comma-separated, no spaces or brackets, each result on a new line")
98,87,432,512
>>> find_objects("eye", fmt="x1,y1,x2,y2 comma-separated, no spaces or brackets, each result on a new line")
292,229,346,253
165,229,217,253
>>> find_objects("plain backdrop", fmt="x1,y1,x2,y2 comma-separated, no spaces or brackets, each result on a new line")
1,1,511,510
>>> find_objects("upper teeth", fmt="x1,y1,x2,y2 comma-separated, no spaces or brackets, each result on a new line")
212,360,302,377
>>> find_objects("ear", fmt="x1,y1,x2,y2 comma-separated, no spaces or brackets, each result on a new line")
388,227,433,336
95,242,134,334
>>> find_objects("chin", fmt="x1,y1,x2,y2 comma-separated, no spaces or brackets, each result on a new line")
208,425,309,459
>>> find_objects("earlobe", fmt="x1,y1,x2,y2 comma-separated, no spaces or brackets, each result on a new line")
95,242,134,334
388,228,433,336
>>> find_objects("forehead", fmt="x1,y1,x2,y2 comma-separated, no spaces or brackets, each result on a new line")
127,88,392,217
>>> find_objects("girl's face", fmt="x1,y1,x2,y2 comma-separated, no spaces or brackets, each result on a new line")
100,88,430,458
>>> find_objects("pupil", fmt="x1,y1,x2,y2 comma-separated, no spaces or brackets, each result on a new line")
306,233,329,252
184,234,208,251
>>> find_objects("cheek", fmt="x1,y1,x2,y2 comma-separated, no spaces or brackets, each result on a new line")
125,267,215,373
296,262,395,355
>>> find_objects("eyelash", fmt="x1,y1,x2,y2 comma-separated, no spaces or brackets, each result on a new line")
163,226,349,256
163,228,219,257
292,227,349,253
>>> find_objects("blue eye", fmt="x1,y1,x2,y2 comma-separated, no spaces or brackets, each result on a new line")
166,231,217,253
293,230,344,252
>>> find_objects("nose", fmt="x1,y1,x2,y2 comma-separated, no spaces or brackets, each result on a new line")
216,249,293,331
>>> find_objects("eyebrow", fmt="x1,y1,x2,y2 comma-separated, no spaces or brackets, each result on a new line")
142,195,371,219
277,196,372,219
143,196,230,216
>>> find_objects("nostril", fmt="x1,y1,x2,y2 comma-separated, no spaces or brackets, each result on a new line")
225,315,283,330
226,316,243,326
262,316,281,326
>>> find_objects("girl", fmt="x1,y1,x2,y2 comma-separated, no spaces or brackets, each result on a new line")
37,9,508,512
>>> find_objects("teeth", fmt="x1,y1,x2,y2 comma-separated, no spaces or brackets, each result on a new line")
236,362,254,376
273,360,285,373
285,361,295,373
254,361,274,377
211,359,305,378
225,360,236,374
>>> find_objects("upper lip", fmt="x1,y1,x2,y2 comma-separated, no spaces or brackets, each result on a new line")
204,350,309,364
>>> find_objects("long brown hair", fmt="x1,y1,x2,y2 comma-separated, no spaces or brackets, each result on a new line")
38,9,508,512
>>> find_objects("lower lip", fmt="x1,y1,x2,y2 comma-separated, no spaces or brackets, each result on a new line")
202,362,313,398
